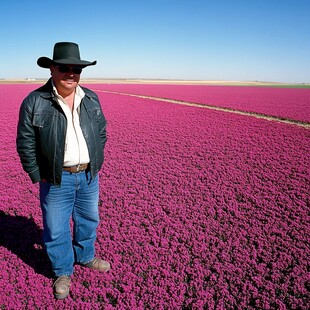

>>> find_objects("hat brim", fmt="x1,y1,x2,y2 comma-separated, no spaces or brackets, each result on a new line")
37,57,97,68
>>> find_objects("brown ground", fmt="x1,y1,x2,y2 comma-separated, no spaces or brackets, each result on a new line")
0,78,308,87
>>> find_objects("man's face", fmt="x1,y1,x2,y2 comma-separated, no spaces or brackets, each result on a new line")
50,64,83,96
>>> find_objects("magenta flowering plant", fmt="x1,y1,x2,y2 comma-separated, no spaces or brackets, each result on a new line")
0,84,309,309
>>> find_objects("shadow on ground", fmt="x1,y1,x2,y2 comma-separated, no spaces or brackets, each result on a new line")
0,210,53,278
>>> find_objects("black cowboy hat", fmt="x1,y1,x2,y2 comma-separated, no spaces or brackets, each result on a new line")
37,42,97,68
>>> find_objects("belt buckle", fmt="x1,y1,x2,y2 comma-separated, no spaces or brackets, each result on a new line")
76,164,82,172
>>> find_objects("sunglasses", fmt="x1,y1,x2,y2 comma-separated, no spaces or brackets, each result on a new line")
56,65,83,74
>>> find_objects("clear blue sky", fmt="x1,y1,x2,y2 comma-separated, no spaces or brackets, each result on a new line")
1,0,309,83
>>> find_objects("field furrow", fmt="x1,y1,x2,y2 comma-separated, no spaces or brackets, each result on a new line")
84,83,310,123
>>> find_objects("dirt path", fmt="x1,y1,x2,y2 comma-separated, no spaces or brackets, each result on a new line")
96,90,310,129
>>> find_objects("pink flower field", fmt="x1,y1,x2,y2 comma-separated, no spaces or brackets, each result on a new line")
85,84,310,123
0,84,309,309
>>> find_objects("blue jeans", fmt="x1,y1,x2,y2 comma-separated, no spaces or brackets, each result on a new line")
39,170,99,277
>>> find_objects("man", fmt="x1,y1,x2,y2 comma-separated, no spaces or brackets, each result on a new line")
16,42,110,300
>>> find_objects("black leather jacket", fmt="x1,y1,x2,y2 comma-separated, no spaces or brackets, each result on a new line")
16,79,107,185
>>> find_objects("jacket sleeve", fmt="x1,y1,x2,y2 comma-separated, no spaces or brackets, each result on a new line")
91,91,107,150
98,105,107,150
16,97,41,183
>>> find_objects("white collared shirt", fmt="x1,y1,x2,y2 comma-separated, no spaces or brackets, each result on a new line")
52,82,90,167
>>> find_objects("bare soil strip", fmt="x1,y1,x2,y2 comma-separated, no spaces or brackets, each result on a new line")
96,90,310,129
